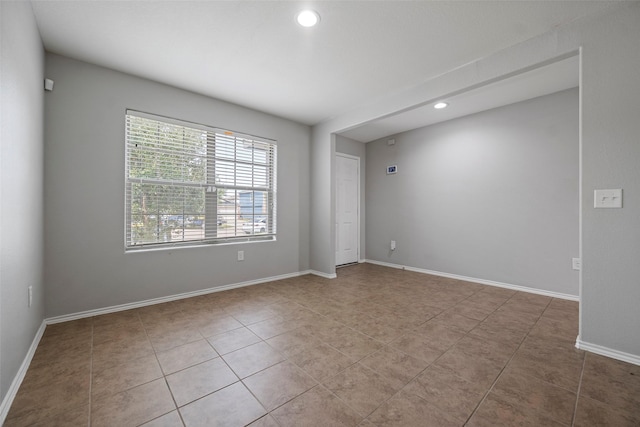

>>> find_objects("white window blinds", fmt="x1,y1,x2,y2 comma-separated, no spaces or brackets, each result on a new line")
125,110,276,250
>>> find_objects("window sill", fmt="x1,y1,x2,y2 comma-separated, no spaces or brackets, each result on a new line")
124,236,276,254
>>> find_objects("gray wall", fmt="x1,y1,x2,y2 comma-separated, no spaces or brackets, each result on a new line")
578,4,640,357
310,2,640,359
336,135,366,261
44,54,310,317
366,89,579,296
0,1,45,401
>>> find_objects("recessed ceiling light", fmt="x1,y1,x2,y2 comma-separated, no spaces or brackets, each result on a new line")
434,102,448,109
297,10,320,27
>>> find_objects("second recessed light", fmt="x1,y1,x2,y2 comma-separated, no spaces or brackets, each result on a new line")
434,102,448,109
297,10,320,27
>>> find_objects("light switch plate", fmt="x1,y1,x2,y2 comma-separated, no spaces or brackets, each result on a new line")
594,189,622,208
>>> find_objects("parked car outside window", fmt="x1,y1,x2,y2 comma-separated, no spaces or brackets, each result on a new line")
242,217,267,234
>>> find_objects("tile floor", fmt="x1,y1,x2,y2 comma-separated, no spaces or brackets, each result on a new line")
5,263,640,426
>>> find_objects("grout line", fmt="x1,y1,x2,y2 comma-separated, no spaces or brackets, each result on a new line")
237,303,375,423
343,288,500,425
571,353,588,427
316,382,372,422
88,321,94,426
236,313,342,425
462,333,529,424
461,291,551,424
139,310,184,425
219,332,269,406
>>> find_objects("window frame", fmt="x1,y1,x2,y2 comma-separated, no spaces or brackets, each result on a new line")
124,110,277,251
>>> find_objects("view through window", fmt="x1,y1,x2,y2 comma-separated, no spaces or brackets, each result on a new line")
125,111,276,249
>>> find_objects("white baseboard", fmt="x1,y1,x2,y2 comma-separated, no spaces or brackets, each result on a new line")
0,321,46,425
365,259,579,301
46,270,312,324
576,338,640,366
309,270,337,279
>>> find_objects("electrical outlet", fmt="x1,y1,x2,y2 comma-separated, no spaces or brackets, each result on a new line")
572,258,581,271
28,286,33,307
390,240,396,251
238,250,244,261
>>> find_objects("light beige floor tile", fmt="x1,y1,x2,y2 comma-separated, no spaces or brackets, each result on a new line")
93,309,141,328
367,390,460,427
247,316,298,340
388,333,445,363
207,327,262,355
403,365,487,422
579,352,640,414
147,325,204,353
433,347,503,390
92,335,156,370
6,371,90,425
467,392,566,427
157,339,218,375
92,353,163,397
491,368,577,425
179,382,266,427
91,378,175,427
140,410,185,427
271,385,362,427
8,404,89,427
247,414,280,427
322,328,383,360
574,395,640,427
196,315,244,338
359,346,429,389
322,363,399,417
222,341,285,378
288,342,354,381
508,335,585,391
166,357,239,406
243,360,317,410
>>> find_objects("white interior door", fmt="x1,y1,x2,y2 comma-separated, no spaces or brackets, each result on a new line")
336,154,359,266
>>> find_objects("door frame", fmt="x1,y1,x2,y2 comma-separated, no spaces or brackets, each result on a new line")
335,152,361,266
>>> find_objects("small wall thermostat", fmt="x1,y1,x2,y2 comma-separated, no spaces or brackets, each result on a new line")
386,165,397,175
44,78,54,91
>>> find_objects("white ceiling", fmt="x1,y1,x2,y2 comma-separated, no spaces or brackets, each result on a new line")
340,54,579,142
31,1,612,126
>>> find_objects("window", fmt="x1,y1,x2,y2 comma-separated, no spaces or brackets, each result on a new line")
125,110,276,250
